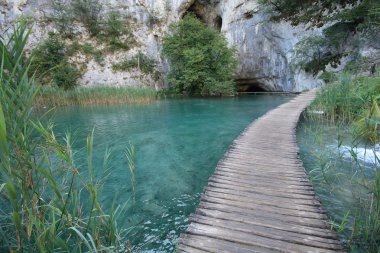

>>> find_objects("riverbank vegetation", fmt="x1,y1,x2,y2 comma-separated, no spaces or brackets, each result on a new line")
303,73,380,252
0,21,131,252
35,86,157,108
162,14,238,96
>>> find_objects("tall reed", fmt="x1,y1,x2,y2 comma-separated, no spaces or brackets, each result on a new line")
0,21,130,252
303,72,380,251
34,85,157,108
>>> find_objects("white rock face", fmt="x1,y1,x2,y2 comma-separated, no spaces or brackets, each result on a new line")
0,0,348,91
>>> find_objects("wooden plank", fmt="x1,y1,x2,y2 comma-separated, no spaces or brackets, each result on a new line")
203,190,326,214
195,208,338,239
186,223,343,253
190,215,342,249
208,175,316,195
177,90,344,252
207,182,317,200
215,166,309,180
200,195,327,220
180,234,280,253
198,201,329,228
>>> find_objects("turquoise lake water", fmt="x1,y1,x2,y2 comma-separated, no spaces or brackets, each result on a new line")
50,95,291,252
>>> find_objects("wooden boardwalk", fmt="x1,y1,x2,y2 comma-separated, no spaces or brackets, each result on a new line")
177,90,344,253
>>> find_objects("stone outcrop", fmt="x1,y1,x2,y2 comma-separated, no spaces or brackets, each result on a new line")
1,0,375,92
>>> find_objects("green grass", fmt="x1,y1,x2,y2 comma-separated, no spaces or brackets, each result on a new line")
310,72,380,125
35,85,157,107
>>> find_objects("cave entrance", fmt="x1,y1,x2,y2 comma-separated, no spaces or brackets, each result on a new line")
184,2,205,21
215,15,222,31
236,79,269,92
181,1,222,30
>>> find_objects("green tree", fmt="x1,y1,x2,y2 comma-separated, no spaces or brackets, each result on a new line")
162,14,238,96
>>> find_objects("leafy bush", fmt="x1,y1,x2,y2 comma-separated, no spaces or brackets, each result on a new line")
53,65,80,90
318,71,337,83
162,14,237,96
105,11,126,38
51,1,74,37
31,33,80,89
82,42,95,54
112,52,157,74
71,0,102,36
102,11,135,51
31,33,65,76
94,50,104,65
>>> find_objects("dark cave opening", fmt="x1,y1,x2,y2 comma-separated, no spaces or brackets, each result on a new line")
236,79,268,92
182,2,206,22
215,15,223,31
181,1,223,30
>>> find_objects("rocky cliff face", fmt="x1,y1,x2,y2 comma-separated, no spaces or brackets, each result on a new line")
0,0,330,91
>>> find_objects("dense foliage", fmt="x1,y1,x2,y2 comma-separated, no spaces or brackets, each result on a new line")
311,74,380,128
0,21,129,252
162,14,238,96
31,33,80,90
259,0,380,74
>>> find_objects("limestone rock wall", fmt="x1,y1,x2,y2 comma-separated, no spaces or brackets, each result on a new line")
0,0,328,91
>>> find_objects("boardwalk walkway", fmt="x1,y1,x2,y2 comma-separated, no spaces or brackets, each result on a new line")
178,90,344,253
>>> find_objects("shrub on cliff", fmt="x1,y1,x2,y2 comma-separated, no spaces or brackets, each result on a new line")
31,33,79,89
162,14,238,96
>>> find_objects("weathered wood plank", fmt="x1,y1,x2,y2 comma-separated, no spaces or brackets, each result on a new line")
177,90,344,252
186,223,343,253
180,234,280,253
195,208,338,239
189,215,342,249
200,195,327,220
203,190,326,213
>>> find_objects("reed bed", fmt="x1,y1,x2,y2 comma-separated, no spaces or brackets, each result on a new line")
34,85,157,108
309,73,380,125
1,21,132,252
303,72,380,252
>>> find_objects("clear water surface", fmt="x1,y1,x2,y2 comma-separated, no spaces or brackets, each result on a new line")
50,95,291,252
